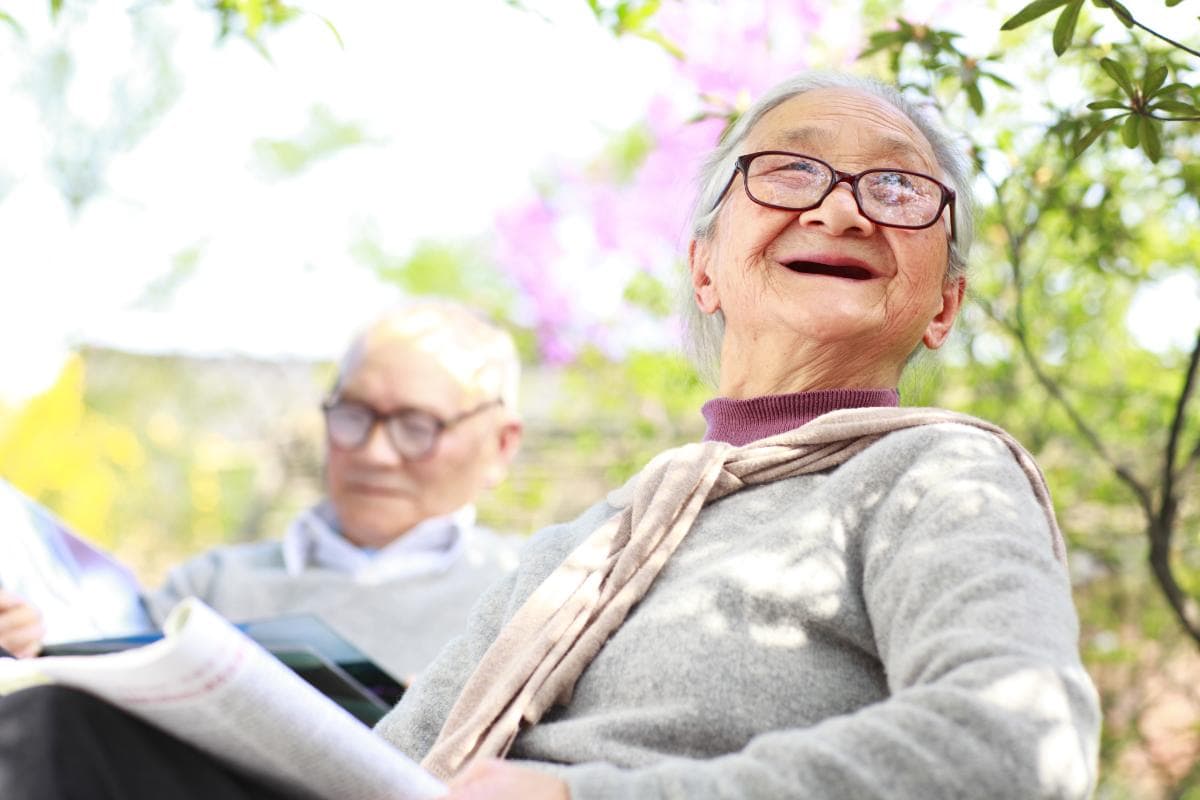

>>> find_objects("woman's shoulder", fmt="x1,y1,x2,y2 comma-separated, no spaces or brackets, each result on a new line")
518,498,621,571
879,414,1020,453
843,412,1046,500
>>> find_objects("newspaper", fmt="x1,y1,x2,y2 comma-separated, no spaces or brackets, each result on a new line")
0,598,446,800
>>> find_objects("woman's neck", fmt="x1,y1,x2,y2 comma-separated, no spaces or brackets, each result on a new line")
702,388,900,446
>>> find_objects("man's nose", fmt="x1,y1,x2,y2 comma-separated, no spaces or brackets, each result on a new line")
360,422,403,463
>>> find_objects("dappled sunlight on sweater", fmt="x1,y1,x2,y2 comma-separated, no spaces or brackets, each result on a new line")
628,491,857,650
982,666,1096,798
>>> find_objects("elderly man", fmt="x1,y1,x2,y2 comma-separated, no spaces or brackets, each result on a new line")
0,299,524,681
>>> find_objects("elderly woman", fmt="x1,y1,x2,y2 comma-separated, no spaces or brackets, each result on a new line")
383,71,1101,799
0,72,1100,800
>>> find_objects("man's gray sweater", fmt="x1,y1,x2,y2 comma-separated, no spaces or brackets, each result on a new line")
376,422,1100,798
144,527,519,680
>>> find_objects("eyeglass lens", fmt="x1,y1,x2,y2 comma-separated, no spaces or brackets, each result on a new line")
325,401,441,458
744,153,945,228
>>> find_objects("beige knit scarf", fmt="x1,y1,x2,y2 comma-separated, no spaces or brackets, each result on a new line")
420,407,1064,780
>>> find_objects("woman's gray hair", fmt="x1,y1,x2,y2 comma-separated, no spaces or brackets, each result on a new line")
681,71,976,386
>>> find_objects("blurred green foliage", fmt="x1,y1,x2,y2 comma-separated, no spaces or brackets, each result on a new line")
252,105,374,178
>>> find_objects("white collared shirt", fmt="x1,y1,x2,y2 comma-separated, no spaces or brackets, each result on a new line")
281,503,473,585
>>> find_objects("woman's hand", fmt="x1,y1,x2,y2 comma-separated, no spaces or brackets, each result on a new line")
0,590,45,658
444,758,570,800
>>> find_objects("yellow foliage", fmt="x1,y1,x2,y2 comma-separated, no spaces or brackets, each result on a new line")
0,355,145,548
146,412,182,449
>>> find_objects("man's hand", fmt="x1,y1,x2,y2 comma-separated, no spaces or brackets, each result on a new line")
0,590,45,658
444,758,570,800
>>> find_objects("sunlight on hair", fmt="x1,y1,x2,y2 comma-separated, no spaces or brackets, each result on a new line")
347,301,520,411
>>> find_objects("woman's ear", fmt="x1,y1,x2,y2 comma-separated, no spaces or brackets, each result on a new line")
689,239,720,314
922,275,966,350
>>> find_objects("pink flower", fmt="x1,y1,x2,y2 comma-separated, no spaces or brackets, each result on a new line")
488,0,840,363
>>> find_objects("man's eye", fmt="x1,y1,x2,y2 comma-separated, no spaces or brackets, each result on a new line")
396,414,439,438
337,404,374,425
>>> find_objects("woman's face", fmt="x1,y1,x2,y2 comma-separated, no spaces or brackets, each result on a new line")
689,87,964,396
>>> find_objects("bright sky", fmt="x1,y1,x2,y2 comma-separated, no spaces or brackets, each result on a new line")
0,0,670,401
1,1,1196,403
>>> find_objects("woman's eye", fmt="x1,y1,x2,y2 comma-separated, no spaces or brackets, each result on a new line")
777,160,823,177
868,173,922,203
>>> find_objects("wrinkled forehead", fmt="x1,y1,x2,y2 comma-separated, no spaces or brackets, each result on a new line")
745,87,939,174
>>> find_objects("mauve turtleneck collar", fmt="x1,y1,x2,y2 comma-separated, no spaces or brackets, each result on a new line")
701,388,900,446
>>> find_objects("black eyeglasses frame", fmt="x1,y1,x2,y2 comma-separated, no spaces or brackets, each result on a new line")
320,397,503,460
710,150,957,242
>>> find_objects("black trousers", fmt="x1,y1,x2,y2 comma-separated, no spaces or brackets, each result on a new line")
0,685,306,799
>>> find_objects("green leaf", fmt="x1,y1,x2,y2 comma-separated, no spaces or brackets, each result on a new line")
617,0,660,33
0,10,26,37
1121,113,1140,148
1001,0,1070,31
860,29,907,58
1149,99,1200,114
634,28,684,59
1143,65,1168,98
1158,83,1191,95
1100,58,1134,97
623,271,673,317
1165,0,1182,6
966,82,984,115
1086,99,1127,110
1104,0,1134,26
49,0,63,19
246,34,274,63
1139,117,1161,162
1073,115,1121,157
314,13,343,49
980,71,1015,90
1052,0,1084,56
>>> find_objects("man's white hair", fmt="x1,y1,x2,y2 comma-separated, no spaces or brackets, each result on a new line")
335,299,521,414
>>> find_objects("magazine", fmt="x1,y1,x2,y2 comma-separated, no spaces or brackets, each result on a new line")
0,478,154,643
0,597,446,800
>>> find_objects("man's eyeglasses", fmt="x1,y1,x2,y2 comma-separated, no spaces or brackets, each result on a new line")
711,151,956,241
322,397,502,460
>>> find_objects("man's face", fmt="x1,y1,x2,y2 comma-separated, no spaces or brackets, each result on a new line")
324,338,513,548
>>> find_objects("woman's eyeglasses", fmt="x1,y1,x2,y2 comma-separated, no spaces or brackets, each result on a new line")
712,151,956,241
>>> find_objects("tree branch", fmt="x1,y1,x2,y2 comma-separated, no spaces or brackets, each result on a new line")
1147,326,1200,648
985,172,1156,515
1148,516,1200,646
1007,312,1155,516
1164,326,1200,489
1098,0,1200,59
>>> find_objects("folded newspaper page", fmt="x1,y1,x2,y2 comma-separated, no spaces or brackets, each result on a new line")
0,598,445,800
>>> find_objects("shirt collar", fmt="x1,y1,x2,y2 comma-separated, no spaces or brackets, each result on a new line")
282,501,473,583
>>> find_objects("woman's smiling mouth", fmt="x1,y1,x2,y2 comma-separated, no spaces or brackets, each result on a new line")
782,260,875,280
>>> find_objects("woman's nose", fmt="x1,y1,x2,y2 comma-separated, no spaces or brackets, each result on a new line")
798,183,875,237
